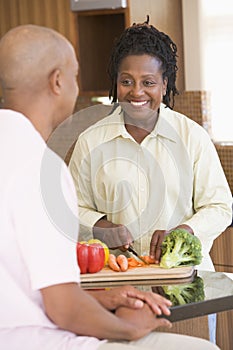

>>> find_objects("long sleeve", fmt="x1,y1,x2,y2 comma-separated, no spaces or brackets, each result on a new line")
69,136,106,241
182,125,232,254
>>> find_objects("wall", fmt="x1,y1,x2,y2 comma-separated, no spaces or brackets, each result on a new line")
181,0,204,90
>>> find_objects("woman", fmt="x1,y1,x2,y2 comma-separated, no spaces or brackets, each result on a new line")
69,17,232,272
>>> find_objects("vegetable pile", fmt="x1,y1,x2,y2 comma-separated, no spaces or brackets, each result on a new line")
159,229,202,269
77,228,203,274
161,275,205,305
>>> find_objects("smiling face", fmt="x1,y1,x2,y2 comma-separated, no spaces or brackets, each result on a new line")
117,54,167,128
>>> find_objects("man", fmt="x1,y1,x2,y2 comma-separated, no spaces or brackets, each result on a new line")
0,24,219,350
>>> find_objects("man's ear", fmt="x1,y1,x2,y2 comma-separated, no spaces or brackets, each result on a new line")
49,68,62,95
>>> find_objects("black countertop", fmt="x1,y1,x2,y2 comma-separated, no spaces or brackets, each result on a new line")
157,270,233,322
82,269,233,322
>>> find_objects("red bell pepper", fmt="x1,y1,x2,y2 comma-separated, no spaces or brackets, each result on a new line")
77,242,105,274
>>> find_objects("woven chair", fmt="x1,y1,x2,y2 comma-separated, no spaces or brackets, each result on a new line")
63,103,112,165
214,142,233,194
64,140,76,166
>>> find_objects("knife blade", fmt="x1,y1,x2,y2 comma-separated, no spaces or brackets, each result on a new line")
128,245,150,265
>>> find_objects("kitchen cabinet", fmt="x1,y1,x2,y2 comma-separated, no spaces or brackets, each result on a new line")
0,0,77,99
0,0,76,45
71,0,184,96
74,7,130,96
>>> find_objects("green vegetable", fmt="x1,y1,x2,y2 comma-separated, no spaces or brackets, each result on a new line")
160,229,202,269
162,275,205,305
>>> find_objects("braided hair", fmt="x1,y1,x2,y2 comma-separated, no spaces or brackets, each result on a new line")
107,16,179,109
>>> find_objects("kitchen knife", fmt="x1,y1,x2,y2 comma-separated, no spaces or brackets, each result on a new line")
128,245,150,265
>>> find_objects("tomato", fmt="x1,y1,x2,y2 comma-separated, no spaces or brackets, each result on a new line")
76,242,105,274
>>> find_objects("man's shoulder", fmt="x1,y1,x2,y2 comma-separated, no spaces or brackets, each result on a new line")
0,109,28,126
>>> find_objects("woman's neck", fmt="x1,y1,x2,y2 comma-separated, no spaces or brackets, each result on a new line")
124,110,159,144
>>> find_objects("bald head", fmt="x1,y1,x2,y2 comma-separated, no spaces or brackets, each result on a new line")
0,25,79,140
0,24,75,93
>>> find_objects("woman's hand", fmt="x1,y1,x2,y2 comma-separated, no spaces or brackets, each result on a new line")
150,224,194,263
93,218,133,250
87,285,172,316
150,229,169,264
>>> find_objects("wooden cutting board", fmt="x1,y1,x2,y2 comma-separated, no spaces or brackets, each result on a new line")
81,264,194,283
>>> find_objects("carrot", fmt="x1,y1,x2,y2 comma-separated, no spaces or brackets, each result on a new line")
139,255,156,264
127,257,145,267
116,254,128,272
108,254,120,272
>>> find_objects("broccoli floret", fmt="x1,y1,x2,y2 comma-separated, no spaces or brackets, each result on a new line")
162,276,205,305
160,229,202,269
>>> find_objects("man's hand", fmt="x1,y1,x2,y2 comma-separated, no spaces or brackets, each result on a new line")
88,285,172,316
150,224,194,263
41,282,171,341
115,303,172,340
93,218,133,250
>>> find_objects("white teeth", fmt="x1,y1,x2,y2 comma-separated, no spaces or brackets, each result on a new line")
130,101,147,107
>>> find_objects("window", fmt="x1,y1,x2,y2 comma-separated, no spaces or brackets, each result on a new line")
202,0,233,141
